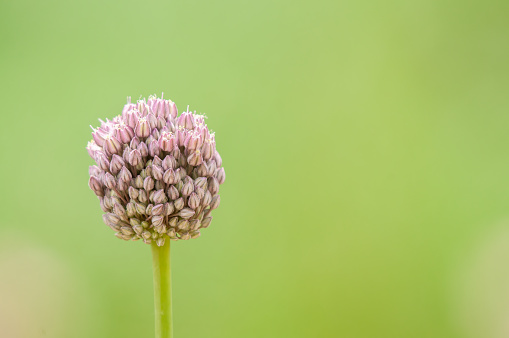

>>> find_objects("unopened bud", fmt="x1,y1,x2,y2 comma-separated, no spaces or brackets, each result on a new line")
208,177,219,195
89,176,104,197
110,154,124,175
137,142,149,157
165,202,175,215
163,168,178,185
153,189,167,204
152,215,165,227
215,167,225,184
162,155,177,171
178,208,195,219
202,216,212,228
152,204,165,216
177,219,189,231
128,149,142,166
202,190,212,206
104,172,117,189
188,193,200,210
169,217,178,227
118,166,132,183
190,230,201,239
156,237,165,247
103,213,120,226
174,197,184,211
210,195,220,209
182,181,194,197
134,175,143,188
168,185,179,200
143,176,155,192
152,165,163,181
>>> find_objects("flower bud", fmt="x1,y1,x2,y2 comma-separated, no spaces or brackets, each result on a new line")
137,142,149,157
149,140,160,158
89,176,104,197
103,134,123,155
143,176,155,192
210,195,220,209
215,167,225,185
159,131,177,152
117,123,134,143
202,190,212,206
202,216,212,228
109,154,124,175
152,165,163,181
121,226,134,236
104,172,117,189
180,232,191,240
190,219,201,231
187,149,202,166
208,177,219,195
197,163,208,177
152,204,165,216
188,192,200,210
130,136,140,149
113,203,128,221
146,204,154,215
182,181,194,197
153,189,167,204
177,219,189,231
167,228,177,238
214,151,222,167
126,202,137,217
162,155,177,171
165,185,178,201
118,166,132,184
156,237,165,247
130,218,141,227
166,218,177,229
89,165,101,177
152,215,165,227
103,213,120,226
152,155,162,167
138,189,148,203
135,202,147,215
128,149,142,166
134,175,144,188
195,187,205,200
207,160,217,177
165,202,175,215
91,128,106,147
163,168,178,185
135,116,150,138
142,230,152,240
97,154,110,171
174,197,184,211
133,224,144,234
194,177,207,190
178,208,195,219
128,186,139,200
201,141,214,161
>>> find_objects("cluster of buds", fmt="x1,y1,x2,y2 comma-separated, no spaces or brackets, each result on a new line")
87,95,225,246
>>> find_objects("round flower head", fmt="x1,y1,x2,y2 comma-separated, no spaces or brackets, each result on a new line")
87,94,225,245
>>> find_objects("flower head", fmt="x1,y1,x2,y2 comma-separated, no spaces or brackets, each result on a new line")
87,95,225,245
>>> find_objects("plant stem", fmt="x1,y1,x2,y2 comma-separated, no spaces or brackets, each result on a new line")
151,240,173,338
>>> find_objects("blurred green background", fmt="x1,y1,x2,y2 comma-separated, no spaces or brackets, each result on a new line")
1,0,509,337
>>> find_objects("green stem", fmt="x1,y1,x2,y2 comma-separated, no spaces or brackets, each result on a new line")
151,240,173,338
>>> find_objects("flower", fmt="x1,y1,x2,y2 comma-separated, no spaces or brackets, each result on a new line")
87,94,225,245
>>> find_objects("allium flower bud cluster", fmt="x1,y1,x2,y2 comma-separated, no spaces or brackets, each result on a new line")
87,95,225,246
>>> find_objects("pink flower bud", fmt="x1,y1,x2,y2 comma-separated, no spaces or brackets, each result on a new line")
118,166,132,183
89,176,104,197
187,150,202,166
215,167,225,184
207,160,217,177
109,155,124,175
148,140,160,158
104,172,117,189
169,101,178,118
174,197,184,211
201,141,213,161
96,154,110,171
143,176,155,192
103,134,123,155
152,204,165,216
152,165,163,181
188,192,200,210
128,149,142,166
168,185,179,200
89,165,101,177
117,123,134,143
202,190,212,206
152,215,164,227
162,155,177,171
135,117,150,138
153,189,167,204
128,186,139,200
92,128,107,147
159,131,177,152
163,169,178,185
130,136,140,149
202,217,212,228
178,208,195,219
214,151,222,167
208,177,219,195
194,177,207,190
210,195,220,209
137,142,149,157
182,181,194,197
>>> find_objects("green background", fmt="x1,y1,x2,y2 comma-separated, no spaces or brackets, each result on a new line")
1,0,509,337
